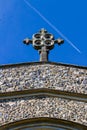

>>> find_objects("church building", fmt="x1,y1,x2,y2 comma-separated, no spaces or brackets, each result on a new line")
0,29,87,130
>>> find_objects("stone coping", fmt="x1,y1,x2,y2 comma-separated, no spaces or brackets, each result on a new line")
0,89,87,102
0,117,87,130
0,62,87,69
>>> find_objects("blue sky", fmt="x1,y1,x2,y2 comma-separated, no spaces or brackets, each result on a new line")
0,0,87,66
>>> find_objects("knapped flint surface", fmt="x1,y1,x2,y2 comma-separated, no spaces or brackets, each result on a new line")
0,64,87,94
0,97,87,126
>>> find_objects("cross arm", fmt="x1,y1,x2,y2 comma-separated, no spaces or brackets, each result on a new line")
23,38,32,45
54,38,64,45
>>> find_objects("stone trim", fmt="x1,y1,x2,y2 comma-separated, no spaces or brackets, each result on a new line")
0,117,87,130
0,61,87,69
0,89,87,102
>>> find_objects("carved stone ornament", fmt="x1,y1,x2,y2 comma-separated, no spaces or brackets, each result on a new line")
23,28,64,61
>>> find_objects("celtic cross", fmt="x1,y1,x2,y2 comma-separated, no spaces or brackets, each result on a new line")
23,28,64,61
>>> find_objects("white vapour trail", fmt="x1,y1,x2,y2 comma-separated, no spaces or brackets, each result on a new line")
24,0,81,53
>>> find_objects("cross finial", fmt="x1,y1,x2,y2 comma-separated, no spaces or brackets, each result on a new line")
23,29,64,62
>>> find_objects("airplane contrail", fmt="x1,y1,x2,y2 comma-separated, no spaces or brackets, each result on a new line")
24,0,81,53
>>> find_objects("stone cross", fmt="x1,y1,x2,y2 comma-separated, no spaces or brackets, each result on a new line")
23,28,64,61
